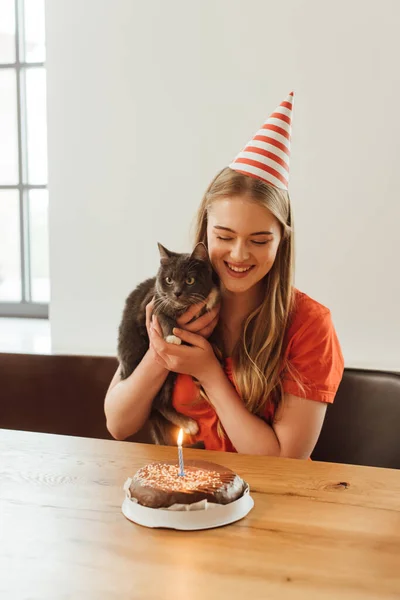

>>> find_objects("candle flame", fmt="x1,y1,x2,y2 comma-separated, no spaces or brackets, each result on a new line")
177,428,184,446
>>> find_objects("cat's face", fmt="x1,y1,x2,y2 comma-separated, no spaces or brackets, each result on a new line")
156,243,214,307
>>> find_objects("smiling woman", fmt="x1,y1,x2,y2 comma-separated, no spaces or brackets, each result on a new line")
166,163,344,455
105,92,344,457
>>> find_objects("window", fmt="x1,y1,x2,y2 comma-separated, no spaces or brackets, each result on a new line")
0,0,49,318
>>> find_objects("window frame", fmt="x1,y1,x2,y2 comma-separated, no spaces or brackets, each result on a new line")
0,0,48,318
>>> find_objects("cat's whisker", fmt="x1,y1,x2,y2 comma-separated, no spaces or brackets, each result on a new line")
153,301,170,314
188,294,207,304
154,298,170,312
158,296,183,312
153,297,165,308
155,292,170,302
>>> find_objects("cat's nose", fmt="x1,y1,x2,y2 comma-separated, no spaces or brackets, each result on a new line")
174,291,182,298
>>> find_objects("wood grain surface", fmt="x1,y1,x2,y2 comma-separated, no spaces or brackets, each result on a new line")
1,429,399,600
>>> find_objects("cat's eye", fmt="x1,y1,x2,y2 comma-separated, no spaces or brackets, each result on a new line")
165,277,173,285
185,277,195,285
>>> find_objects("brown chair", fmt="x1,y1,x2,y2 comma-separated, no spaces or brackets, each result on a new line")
0,353,151,443
2,354,399,468
312,368,400,469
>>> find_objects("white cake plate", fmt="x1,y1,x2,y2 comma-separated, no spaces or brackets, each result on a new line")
121,484,254,531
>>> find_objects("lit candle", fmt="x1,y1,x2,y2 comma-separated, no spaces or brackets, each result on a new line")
177,428,185,477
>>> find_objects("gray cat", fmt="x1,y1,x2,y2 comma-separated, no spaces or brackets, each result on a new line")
117,242,220,446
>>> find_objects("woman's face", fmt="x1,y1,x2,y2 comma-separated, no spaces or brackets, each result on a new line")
206,195,282,295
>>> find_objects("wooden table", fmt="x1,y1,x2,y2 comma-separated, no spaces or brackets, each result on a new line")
1,429,399,600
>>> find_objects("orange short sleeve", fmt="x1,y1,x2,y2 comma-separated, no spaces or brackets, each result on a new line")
283,303,344,404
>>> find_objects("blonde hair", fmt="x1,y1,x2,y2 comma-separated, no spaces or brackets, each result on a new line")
194,167,297,429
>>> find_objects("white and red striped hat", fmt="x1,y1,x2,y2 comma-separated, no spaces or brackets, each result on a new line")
229,91,294,190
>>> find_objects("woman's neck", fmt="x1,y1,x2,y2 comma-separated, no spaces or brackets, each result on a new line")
220,283,264,330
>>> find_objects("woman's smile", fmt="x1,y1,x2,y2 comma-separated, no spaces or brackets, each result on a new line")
224,261,255,278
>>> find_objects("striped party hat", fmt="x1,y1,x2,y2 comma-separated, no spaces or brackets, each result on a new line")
229,91,294,190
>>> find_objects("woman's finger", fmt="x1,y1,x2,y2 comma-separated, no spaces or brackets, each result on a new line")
172,327,207,349
151,322,184,354
149,323,165,354
198,314,219,338
145,298,155,333
176,301,206,326
152,314,163,337
179,304,220,333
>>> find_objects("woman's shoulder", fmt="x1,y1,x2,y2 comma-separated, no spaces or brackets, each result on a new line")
288,288,332,337
283,289,344,402
292,288,331,316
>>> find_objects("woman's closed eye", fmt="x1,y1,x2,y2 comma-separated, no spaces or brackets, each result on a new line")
216,236,271,246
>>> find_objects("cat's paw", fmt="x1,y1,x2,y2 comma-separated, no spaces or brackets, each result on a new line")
165,335,182,345
184,420,199,435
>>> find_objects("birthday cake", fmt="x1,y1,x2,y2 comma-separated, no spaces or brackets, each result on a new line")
126,460,247,509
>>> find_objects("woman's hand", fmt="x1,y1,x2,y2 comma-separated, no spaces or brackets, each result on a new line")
145,298,156,336
176,293,220,339
149,316,221,383
145,299,165,363
145,295,219,339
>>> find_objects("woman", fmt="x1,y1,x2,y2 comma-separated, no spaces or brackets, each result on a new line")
105,92,344,457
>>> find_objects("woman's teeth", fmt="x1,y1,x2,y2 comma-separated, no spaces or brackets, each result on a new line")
226,263,252,273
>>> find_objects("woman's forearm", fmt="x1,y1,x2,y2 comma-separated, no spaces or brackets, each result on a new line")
104,349,169,440
199,363,281,455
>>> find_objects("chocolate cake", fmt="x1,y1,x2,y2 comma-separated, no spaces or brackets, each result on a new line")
128,460,246,509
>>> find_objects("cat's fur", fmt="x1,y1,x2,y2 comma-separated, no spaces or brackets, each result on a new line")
117,242,219,446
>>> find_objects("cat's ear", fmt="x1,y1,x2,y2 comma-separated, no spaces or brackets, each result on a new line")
190,242,209,262
157,243,173,264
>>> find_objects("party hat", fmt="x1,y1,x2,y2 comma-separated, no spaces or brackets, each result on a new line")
229,91,294,190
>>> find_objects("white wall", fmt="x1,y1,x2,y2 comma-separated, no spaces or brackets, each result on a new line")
46,0,400,370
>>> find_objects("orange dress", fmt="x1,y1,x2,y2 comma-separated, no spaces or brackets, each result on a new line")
172,288,344,452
